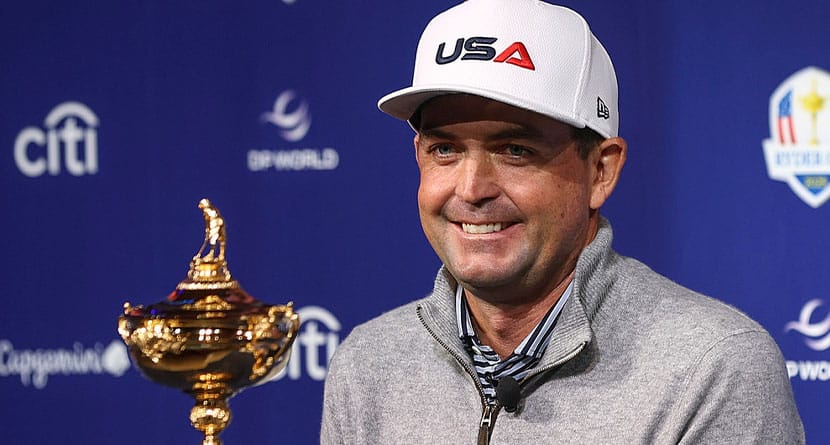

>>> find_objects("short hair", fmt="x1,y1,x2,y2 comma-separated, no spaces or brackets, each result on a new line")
572,125,605,160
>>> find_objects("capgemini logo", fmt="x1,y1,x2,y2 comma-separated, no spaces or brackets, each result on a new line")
14,101,100,177
261,90,311,142
102,340,132,376
0,339,131,389
785,298,830,351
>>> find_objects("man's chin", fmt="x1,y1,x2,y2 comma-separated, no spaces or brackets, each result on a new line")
447,266,520,291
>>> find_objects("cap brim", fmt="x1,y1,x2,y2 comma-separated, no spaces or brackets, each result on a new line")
377,83,586,130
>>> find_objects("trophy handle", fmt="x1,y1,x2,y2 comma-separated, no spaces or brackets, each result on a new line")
250,304,301,382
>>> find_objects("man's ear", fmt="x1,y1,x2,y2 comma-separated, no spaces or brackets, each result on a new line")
413,133,423,167
589,137,627,210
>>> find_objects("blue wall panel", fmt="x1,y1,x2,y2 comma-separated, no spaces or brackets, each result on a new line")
2,1,828,443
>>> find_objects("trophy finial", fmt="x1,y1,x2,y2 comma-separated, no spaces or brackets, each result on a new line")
179,198,234,289
195,198,226,262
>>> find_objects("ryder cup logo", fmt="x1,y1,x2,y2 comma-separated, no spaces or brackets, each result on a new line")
14,101,99,178
762,67,830,208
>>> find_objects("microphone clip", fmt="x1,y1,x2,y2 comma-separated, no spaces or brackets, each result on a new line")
495,376,522,413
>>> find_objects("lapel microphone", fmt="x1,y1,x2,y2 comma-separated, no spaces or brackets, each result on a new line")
496,376,522,413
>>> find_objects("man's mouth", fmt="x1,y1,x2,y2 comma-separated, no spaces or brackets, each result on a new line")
461,222,510,234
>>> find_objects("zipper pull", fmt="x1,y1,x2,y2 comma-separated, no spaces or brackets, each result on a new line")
477,404,496,445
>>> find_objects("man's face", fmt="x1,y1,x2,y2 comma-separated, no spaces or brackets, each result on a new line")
414,94,599,302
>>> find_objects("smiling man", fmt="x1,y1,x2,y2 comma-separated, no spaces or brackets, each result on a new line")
321,1,803,444
413,94,621,361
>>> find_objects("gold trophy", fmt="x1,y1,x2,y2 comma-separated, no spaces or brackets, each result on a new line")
118,199,300,445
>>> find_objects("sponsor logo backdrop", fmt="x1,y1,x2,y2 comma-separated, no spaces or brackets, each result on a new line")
1,1,828,443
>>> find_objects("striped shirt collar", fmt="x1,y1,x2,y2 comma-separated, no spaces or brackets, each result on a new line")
455,280,574,403
455,281,574,358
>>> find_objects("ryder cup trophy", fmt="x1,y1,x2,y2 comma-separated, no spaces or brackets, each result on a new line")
118,199,300,445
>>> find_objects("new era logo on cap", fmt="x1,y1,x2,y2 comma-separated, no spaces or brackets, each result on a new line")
597,97,610,119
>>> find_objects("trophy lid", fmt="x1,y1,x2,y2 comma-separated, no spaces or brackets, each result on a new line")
121,198,278,320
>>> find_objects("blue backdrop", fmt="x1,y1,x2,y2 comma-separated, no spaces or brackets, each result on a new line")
2,1,829,443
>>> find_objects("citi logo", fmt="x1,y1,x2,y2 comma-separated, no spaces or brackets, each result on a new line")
261,90,311,142
14,102,99,178
272,305,341,381
435,37,535,70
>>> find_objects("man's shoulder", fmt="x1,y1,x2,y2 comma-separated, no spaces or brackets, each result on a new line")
583,254,803,444
607,255,778,358
613,255,761,328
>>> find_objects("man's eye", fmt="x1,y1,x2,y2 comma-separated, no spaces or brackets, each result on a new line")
506,145,529,157
432,144,454,155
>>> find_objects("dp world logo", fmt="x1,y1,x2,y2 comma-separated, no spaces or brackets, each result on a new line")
762,66,830,208
248,90,339,171
785,299,830,381
261,90,311,142
785,298,830,351
14,101,100,178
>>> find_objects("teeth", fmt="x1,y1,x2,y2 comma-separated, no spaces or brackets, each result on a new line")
462,223,505,234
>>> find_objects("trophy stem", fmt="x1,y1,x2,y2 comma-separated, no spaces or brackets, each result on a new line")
189,396,232,445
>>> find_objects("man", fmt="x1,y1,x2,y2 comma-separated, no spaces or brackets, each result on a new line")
321,0,804,443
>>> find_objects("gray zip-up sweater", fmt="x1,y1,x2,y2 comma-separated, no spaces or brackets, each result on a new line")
321,219,804,444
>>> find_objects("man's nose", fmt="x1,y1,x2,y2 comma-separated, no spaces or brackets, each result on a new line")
456,154,500,204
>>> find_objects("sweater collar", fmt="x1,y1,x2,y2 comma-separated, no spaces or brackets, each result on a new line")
418,217,617,370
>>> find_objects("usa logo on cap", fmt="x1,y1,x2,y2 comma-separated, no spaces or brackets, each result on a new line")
762,66,830,208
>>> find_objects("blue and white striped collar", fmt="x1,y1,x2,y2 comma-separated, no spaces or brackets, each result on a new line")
455,279,574,359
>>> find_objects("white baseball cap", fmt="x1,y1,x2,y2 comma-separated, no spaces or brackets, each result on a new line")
378,0,619,138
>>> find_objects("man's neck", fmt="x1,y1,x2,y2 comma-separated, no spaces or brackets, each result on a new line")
464,270,575,358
